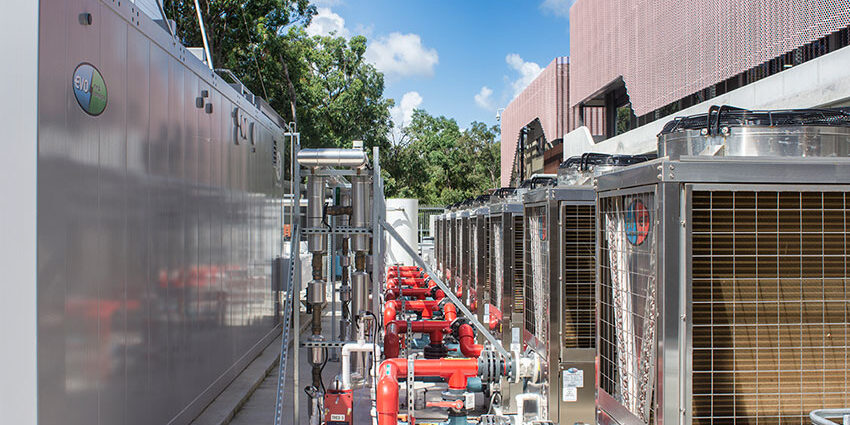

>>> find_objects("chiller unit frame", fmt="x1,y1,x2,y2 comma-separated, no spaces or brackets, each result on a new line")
460,206,472,308
522,155,653,425
524,182,596,424
472,197,491,326
596,106,850,425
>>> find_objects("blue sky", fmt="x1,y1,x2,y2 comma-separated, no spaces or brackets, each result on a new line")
307,0,575,140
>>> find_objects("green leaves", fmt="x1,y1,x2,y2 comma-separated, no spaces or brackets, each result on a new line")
383,109,500,206
162,0,391,153
160,1,496,204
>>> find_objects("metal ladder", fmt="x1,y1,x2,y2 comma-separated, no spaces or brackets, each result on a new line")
273,225,300,425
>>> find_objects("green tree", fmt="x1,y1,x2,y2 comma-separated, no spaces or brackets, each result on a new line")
384,109,500,206
161,0,392,152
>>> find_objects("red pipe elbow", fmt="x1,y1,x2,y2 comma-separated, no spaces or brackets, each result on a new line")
376,358,480,425
457,324,483,358
384,301,399,325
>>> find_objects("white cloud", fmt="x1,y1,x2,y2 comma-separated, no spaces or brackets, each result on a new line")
540,0,576,17
474,86,495,110
306,7,349,38
506,53,543,97
390,91,423,141
366,33,439,80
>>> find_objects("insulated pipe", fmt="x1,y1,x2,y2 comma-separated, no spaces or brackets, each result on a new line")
296,148,368,168
376,358,480,425
340,340,381,390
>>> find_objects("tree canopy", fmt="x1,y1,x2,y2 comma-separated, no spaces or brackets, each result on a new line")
384,110,500,206
161,0,498,205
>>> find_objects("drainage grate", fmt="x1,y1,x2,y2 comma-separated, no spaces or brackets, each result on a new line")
691,190,850,425
562,204,597,349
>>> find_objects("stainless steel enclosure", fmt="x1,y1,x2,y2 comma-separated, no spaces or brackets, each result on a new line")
445,212,458,290
37,1,286,424
472,205,490,325
435,214,445,273
460,210,472,307
596,158,850,425
523,187,597,425
489,201,524,343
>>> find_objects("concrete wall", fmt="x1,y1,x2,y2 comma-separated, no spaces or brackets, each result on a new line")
563,44,850,158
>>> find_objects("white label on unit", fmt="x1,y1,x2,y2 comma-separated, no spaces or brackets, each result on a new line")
562,386,578,402
465,392,475,410
563,368,584,388
330,414,345,421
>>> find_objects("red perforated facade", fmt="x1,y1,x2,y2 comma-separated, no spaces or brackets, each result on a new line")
569,0,850,116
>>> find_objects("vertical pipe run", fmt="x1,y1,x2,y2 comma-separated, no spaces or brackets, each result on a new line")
306,174,326,394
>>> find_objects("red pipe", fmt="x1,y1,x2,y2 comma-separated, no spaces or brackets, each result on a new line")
384,287,430,301
386,277,427,289
443,303,457,322
387,270,422,279
427,281,446,300
377,358,479,425
488,305,502,331
383,320,452,358
457,324,483,358
387,266,420,272
383,300,441,324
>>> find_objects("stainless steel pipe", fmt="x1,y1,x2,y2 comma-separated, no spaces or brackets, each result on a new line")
306,175,325,252
350,175,371,251
296,148,368,168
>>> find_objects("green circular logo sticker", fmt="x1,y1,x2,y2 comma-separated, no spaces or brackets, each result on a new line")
72,63,107,116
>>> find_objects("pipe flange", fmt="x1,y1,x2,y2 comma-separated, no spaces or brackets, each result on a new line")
423,343,448,359
477,350,501,383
